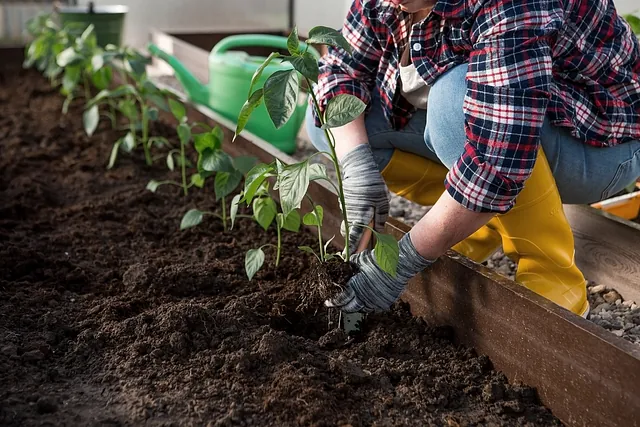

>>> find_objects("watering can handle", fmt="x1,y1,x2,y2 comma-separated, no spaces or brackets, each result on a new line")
212,34,321,60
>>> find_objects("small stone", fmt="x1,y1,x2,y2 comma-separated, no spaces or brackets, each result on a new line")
589,284,607,294
622,300,635,308
595,319,612,329
615,299,622,305
624,323,635,331
47,300,58,307
603,290,622,304
595,303,611,313
611,329,625,337
601,311,613,320
632,304,638,310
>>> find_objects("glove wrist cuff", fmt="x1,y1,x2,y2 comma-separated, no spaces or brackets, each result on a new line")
398,233,435,277
339,143,377,173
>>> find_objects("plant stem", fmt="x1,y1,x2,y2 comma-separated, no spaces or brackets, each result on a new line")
141,104,152,166
109,102,117,129
83,73,91,101
180,141,188,196
317,222,324,262
276,224,282,267
306,78,350,260
221,197,227,230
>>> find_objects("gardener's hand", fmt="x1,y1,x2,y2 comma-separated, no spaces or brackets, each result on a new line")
325,233,435,312
340,144,390,250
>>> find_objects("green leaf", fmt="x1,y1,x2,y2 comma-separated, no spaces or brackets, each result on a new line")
324,235,336,254
624,14,640,35
83,105,99,137
191,173,205,188
166,153,175,171
298,246,320,260
247,52,280,98
201,148,235,173
56,47,81,67
277,211,301,232
243,163,275,205
91,67,112,90
118,99,138,120
169,98,186,122
322,94,367,129
122,132,136,152
276,160,310,216
230,193,242,229
212,126,224,145
263,70,299,129
110,84,137,98
91,53,104,70
214,170,242,200
62,66,80,93
309,163,328,181
62,95,73,115
253,197,277,230
148,94,169,112
233,155,258,175
146,107,159,121
234,89,263,141
245,248,265,281
305,26,352,53
283,54,319,83
287,26,300,55
146,180,161,193
177,122,191,145
193,132,220,154
373,232,400,277
150,136,170,148
107,139,121,169
303,205,324,227
180,209,204,230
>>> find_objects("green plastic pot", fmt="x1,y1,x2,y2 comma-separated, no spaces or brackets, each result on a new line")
57,2,127,47
148,34,320,155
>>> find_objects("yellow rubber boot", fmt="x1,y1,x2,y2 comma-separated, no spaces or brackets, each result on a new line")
380,149,502,263
491,149,590,318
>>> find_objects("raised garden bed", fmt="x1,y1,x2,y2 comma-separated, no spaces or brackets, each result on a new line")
0,66,563,426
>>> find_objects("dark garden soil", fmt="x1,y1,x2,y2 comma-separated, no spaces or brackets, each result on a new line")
0,68,562,426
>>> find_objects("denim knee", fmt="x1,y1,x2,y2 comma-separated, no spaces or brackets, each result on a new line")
423,64,469,168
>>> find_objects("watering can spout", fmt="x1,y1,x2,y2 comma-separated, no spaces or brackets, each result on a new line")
147,43,209,106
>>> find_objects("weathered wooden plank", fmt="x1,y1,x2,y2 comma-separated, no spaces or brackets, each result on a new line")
564,204,640,303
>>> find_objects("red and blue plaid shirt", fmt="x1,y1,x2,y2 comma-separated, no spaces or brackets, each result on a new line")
312,0,640,213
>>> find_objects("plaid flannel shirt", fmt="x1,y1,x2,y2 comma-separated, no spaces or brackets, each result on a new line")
311,0,640,213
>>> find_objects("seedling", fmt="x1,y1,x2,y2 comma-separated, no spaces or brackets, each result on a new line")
86,74,171,168
243,182,302,280
234,26,400,281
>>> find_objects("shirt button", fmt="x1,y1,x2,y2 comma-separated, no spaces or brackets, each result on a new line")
413,42,422,51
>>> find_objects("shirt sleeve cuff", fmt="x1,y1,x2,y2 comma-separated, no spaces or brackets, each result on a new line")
444,153,523,213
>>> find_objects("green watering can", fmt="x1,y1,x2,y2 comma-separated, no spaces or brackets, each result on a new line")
148,35,321,154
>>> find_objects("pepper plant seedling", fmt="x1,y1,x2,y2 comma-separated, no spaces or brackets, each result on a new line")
234,25,400,281
162,118,258,230
86,73,172,168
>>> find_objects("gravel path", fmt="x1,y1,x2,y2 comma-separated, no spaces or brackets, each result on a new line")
153,72,640,346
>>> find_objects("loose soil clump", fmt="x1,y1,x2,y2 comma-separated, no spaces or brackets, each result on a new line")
0,69,562,426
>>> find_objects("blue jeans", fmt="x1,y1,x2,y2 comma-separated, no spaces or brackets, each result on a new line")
305,64,640,204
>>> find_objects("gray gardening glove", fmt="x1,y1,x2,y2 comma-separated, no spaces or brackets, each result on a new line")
325,233,435,312
340,144,390,250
